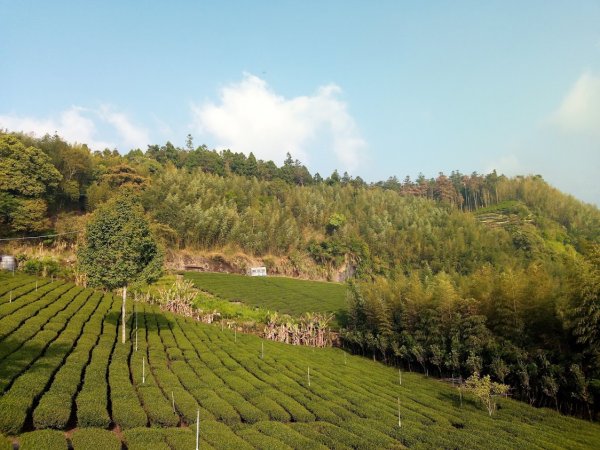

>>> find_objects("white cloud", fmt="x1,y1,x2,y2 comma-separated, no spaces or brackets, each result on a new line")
98,106,150,150
0,106,113,150
191,73,366,171
550,71,600,136
0,106,149,151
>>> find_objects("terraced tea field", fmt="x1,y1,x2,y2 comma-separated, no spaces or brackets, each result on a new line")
1,271,599,449
184,272,347,324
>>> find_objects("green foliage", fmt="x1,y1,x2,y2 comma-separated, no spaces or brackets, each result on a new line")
185,272,346,323
0,434,10,450
70,428,121,450
1,276,600,447
78,195,163,290
465,374,510,416
0,133,62,234
123,428,170,450
22,257,61,277
0,134,61,197
326,213,347,235
18,430,66,450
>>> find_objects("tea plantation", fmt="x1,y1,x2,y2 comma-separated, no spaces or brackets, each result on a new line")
184,272,347,323
1,271,599,449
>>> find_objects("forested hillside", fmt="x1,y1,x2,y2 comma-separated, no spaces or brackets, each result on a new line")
1,130,599,421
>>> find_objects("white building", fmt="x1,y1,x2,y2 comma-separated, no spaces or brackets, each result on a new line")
248,266,267,276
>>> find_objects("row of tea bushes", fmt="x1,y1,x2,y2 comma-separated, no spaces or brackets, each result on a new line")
0,287,99,434
34,292,112,429
109,302,148,429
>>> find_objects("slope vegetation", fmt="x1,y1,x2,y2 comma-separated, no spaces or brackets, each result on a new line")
0,272,599,449
185,272,347,321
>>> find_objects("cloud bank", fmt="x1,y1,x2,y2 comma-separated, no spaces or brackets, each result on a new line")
550,71,600,137
0,106,149,151
191,74,366,171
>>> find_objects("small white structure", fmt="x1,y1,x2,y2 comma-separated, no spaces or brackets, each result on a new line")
0,255,17,272
248,266,267,277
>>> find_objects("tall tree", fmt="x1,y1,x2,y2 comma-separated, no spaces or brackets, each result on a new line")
0,134,62,234
78,195,163,343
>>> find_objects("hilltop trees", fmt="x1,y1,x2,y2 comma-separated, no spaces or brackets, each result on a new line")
0,134,62,234
78,195,163,343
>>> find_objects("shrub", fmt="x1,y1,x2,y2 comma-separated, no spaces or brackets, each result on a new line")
71,428,121,450
18,430,67,450
198,421,254,450
0,434,11,450
123,428,170,450
253,421,328,450
235,427,293,450
162,428,216,450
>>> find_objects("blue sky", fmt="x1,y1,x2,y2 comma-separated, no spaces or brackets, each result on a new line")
1,1,599,204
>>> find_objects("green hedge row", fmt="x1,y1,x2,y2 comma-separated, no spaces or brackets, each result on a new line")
109,299,148,429
34,292,111,429
130,305,178,428
195,421,254,450
0,275,49,300
18,430,67,450
0,287,98,434
0,290,83,393
163,427,216,450
0,433,11,450
145,311,199,424
0,275,39,299
123,427,170,450
290,422,368,449
235,427,293,450
70,428,121,450
0,281,71,339
76,294,118,428
252,421,329,450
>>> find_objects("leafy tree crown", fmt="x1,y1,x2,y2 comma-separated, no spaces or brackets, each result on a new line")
78,195,163,290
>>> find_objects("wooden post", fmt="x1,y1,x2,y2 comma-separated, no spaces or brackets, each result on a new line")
135,330,138,352
9,291,12,303
35,281,38,291
398,397,402,428
399,368,402,386
261,342,264,359
459,376,463,408
195,409,200,450
142,356,145,384
344,352,347,365
122,286,127,344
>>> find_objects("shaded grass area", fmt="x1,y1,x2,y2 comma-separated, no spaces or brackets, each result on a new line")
185,272,347,326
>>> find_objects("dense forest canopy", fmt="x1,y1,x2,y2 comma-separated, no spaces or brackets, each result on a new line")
1,130,599,420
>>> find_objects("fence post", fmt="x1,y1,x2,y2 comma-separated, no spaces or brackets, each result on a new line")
142,356,145,384
196,409,200,450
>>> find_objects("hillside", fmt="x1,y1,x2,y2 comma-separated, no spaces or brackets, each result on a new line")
184,272,347,325
1,272,599,449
